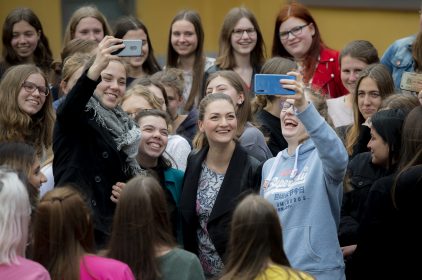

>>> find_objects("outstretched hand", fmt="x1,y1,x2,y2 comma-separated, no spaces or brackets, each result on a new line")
279,71,307,112
87,36,124,81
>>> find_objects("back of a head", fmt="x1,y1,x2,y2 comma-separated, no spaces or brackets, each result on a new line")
61,38,97,62
222,194,289,279
32,186,94,277
109,175,173,279
381,93,420,115
398,106,422,170
0,168,30,265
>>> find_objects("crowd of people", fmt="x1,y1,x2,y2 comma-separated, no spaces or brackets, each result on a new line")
0,1,421,280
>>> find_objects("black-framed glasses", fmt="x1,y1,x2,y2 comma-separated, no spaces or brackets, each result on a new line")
232,28,256,38
280,100,298,113
279,23,310,40
21,81,50,96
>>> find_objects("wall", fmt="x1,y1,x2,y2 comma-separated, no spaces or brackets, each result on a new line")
0,0,419,62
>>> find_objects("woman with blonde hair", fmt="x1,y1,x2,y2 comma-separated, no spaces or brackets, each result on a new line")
0,168,50,279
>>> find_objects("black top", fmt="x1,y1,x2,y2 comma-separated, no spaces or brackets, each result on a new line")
53,72,133,247
255,109,287,156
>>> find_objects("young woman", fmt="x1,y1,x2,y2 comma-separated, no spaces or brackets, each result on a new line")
32,186,135,280
345,63,395,158
220,194,314,280
0,142,47,211
206,70,272,162
121,85,191,171
0,7,53,79
350,106,422,279
339,109,409,275
53,36,143,248
272,2,347,98
252,57,296,156
205,7,265,90
327,40,379,128
114,16,161,85
0,64,55,159
153,68,198,146
260,72,349,280
180,93,262,279
62,5,112,46
167,10,215,112
108,175,204,280
111,109,185,241
0,168,50,280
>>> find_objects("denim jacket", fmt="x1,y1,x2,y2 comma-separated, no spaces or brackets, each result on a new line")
381,35,415,90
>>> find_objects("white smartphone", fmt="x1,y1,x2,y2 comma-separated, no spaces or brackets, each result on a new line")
112,40,142,57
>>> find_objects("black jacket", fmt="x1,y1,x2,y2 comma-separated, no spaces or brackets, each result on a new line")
53,73,132,246
180,143,262,261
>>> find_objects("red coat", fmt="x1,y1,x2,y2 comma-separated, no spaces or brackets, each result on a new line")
311,47,348,98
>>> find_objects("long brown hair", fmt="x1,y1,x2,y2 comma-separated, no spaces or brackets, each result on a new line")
345,63,395,155
32,186,95,280
107,175,176,280
1,7,53,74
0,64,55,156
166,10,206,111
271,1,325,84
215,7,266,70
392,106,422,208
221,194,308,280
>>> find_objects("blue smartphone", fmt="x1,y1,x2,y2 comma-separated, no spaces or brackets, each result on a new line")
112,40,142,57
254,74,296,95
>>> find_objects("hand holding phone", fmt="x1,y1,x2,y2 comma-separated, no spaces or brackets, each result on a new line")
254,74,296,95
111,40,142,57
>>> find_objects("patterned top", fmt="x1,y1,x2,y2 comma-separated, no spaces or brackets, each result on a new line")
196,162,224,279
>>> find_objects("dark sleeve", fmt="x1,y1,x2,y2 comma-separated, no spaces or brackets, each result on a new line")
351,125,371,159
56,71,100,126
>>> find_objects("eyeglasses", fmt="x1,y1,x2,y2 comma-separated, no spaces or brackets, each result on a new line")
21,81,50,96
280,100,298,113
279,23,310,40
232,28,256,38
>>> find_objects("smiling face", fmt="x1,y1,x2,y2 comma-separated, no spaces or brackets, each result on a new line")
74,16,104,43
199,99,237,146
341,55,368,93
122,29,149,71
367,126,389,167
357,77,382,120
17,73,47,115
206,76,244,106
231,17,257,56
28,156,47,189
171,19,198,57
11,20,40,60
94,60,126,109
137,115,169,167
279,17,314,60
280,98,308,144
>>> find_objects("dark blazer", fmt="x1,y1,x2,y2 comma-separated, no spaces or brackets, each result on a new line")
180,143,262,261
53,73,132,247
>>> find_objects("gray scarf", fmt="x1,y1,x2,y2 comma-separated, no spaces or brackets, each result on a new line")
86,95,144,176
